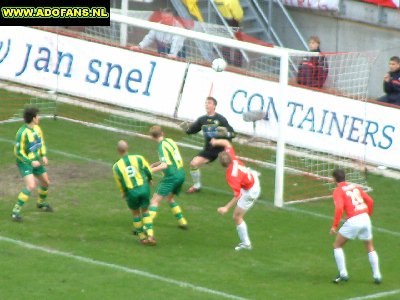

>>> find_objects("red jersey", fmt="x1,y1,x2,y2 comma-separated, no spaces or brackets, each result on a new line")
331,182,374,230
225,147,255,197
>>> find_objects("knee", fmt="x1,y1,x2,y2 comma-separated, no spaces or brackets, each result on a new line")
26,183,36,192
190,160,197,169
233,214,242,225
42,180,50,188
151,194,162,206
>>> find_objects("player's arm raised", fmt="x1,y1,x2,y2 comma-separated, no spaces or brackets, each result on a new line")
218,115,235,138
185,118,202,135
210,138,231,148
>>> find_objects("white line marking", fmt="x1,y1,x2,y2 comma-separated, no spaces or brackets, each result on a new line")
345,289,400,300
1,132,400,238
0,236,249,300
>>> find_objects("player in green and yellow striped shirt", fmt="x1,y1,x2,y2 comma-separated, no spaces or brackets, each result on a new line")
12,107,52,222
148,126,188,229
112,140,155,245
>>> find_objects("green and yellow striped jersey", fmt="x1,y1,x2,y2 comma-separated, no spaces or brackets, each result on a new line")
112,154,152,194
14,124,47,164
157,138,184,177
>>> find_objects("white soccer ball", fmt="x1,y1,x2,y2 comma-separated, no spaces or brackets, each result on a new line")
212,58,227,72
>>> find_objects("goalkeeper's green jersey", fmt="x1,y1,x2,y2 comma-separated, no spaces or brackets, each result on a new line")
113,154,152,194
14,124,47,164
157,138,184,177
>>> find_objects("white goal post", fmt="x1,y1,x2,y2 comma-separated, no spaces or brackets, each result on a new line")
109,12,372,207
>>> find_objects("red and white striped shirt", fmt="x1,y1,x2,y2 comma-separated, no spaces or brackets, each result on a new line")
225,147,255,198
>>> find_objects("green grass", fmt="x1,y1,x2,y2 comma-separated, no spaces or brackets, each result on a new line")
0,109,399,299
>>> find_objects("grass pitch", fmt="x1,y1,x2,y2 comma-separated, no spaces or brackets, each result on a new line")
0,101,399,300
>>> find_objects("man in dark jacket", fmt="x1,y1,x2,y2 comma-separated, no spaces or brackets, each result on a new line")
378,56,400,105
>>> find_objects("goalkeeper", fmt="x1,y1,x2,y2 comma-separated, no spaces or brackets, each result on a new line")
180,97,235,194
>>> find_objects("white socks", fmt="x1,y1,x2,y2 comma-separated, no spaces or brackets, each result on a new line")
190,168,201,189
368,250,382,279
334,248,382,280
236,221,251,246
334,248,348,277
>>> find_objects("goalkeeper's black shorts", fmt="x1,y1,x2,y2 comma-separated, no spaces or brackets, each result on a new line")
197,147,224,163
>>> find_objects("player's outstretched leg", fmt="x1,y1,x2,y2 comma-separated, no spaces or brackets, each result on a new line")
142,211,155,245
187,167,201,193
11,188,31,222
132,215,147,244
169,200,188,229
149,206,158,220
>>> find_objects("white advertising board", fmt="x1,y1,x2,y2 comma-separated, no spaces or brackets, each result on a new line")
0,27,187,117
178,64,400,169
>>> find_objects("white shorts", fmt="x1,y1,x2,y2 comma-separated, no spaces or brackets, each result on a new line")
339,213,372,241
237,171,261,211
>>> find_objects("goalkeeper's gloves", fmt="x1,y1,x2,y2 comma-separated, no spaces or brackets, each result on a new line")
179,121,190,131
216,127,233,138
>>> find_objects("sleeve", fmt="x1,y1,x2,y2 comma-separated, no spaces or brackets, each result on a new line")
332,189,344,230
225,146,237,160
158,143,170,164
139,30,156,49
186,117,203,135
112,164,124,194
15,130,32,164
360,189,374,216
141,156,153,181
36,126,47,157
230,0,244,22
383,80,391,94
389,78,400,94
228,176,242,198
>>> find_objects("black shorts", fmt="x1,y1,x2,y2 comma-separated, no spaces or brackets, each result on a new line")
197,148,225,163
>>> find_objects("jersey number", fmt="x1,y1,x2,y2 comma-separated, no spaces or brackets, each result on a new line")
346,189,367,211
232,160,252,180
125,166,136,178
173,149,183,168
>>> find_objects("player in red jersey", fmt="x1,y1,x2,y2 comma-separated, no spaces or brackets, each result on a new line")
330,169,382,284
210,138,260,251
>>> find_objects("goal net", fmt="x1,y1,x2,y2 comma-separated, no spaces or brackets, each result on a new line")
0,12,376,207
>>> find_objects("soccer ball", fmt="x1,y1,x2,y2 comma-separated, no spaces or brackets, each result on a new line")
212,58,227,72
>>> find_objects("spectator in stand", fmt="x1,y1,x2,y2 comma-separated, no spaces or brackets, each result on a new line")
297,36,329,88
214,0,244,67
182,0,204,22
378,56,400,105
131,8,186,58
